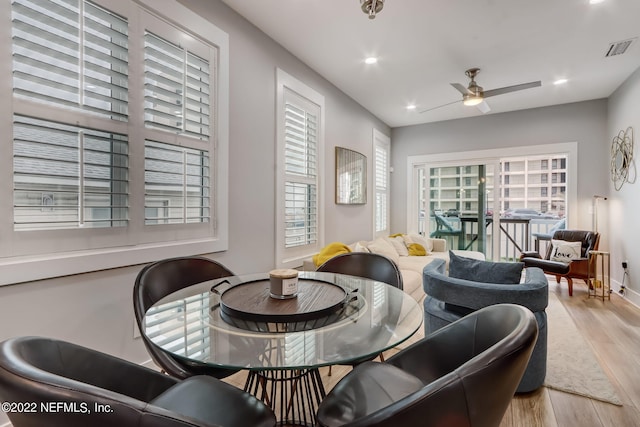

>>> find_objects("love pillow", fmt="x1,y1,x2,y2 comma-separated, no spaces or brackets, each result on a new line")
550,239,582,263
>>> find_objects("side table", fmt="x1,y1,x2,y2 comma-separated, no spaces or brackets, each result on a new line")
587,250,611,301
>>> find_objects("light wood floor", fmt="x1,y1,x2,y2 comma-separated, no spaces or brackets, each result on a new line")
224,281,640,426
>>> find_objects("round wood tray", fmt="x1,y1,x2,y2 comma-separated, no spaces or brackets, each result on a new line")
219,278,348,323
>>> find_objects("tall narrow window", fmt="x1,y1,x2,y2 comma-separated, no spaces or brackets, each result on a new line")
284,93,318,249
373,129,390,237
276,69,324,268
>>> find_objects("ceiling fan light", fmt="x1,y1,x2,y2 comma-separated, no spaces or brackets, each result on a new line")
360,0,384,19
463,96,483,106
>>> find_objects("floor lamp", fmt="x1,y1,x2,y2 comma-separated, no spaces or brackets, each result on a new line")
592,195,607,233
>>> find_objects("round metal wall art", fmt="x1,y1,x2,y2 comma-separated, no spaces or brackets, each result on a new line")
611,127,634,191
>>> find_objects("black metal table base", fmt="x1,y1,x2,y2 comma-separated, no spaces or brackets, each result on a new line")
245,369,326,427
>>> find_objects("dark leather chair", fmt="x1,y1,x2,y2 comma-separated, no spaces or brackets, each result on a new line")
520,230,599,296
316,304,538,427
316,252,403,290
0,336,276,427
316,252,402,370
134,256,238,379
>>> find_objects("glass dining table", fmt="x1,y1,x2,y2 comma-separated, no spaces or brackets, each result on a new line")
142,271,423,426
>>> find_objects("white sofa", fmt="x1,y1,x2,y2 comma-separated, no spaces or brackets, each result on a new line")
303,235,485,303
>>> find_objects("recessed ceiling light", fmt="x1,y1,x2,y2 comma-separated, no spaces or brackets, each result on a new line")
406,104,416,110
553,78,568,85
589,0,605,4
364,57,378,65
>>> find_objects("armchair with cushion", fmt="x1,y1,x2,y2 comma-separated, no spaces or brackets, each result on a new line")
520,229,599,296
316,304,538,427
0,336,276,427
422,256,548,392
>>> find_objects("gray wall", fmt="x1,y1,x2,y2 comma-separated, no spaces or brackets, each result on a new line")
0,0,389,408
390,100,610,236
178,0,390,262
608,66,640,305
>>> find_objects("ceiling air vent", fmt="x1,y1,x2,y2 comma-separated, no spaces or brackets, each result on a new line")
605,38,636,57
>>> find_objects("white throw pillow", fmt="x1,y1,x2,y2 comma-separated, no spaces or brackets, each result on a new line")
550,239,582,263
354,241,371,253
368,238,400,264
403,233,433,254
387,236,409,257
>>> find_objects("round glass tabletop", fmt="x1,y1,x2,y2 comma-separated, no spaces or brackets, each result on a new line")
143,271,423,371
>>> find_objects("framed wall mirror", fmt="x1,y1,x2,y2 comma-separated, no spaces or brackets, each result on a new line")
336,147,367,204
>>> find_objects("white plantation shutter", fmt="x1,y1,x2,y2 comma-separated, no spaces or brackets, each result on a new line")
12,0,129,121
144,31,211,140
284,99,318,248
13,115,128,230
144,141,210,225
373,130,390,237
276,70,324,267
3,0,229,279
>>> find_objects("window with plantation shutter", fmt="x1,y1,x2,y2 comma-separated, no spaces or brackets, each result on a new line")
284,99,318,249
13,115,128,230
373,130,390,237
144,31,211,139
144,140,210,225
276,70,324,268
12,0,129,121
2,0,229,285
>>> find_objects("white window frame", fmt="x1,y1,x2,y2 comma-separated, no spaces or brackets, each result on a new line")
0,0,229,285
275,69,325,269
373,129,391,238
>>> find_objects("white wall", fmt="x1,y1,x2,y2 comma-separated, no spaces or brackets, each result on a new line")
608,66,640,305
390,99,610,237
0,1,389,413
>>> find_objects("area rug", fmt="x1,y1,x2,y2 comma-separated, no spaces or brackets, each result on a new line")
544,292,622,405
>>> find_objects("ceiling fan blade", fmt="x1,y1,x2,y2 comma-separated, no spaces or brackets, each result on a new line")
483,81,541,98
450,83,472,95
476,101,491,114
418,99,461,114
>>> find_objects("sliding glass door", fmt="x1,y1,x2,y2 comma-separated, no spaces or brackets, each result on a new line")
415,163,497,259
410,148,572,261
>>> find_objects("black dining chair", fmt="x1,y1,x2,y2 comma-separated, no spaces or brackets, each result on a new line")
133,256,238,380
316,252,403,290
0,336,276,427
316,252,403,372
316,304,538,427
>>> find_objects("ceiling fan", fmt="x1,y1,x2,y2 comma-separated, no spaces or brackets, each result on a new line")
420,68,541,114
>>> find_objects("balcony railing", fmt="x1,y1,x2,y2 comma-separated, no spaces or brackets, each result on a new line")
421,216,563,261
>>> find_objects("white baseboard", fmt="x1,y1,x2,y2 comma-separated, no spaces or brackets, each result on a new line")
611,279,640,309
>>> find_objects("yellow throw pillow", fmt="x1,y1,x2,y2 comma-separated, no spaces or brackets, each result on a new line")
313,242,352,267
407,243,426,256
389,233,405,238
